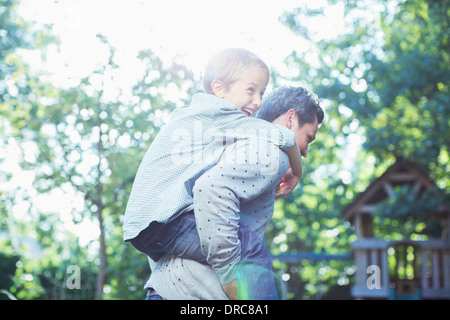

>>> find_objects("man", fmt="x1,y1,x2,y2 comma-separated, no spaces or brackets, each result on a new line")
144,86,325,299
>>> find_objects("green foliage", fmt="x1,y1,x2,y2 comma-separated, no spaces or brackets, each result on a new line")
1,0,448,300
372,186,446,239
4,38,198,298
0,252,19,300
271,0,449,299
0,1,199,299
280,0,449,174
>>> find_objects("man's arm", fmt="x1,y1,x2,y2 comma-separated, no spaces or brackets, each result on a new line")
192,139,289,298
226,116,302,198
275,144,302,199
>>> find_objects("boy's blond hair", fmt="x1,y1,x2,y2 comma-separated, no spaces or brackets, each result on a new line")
203,48,270,94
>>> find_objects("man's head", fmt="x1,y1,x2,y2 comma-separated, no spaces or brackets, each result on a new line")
258,86,325,158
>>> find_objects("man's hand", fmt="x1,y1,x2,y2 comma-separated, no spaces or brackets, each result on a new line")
222,280,239,300
275,168,300,199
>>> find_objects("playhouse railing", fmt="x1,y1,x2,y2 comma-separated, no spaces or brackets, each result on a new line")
351,238,450,299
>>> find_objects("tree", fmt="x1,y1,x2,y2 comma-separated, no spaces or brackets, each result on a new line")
0,0,60,300
270,0,449,298
2,0,448,300
281,0,449,176
1,0,201,298
12,35,200,298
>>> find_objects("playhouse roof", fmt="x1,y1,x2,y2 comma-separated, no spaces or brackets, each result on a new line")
343,158,435,222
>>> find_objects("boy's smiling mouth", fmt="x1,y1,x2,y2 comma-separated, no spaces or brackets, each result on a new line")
242,106,258,117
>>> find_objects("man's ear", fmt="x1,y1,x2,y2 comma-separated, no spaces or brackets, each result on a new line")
285,109,297,129
211,79,226,98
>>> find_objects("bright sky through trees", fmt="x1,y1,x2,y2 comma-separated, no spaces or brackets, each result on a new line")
11,0,347,246
3,0,448,300
18,0,344,88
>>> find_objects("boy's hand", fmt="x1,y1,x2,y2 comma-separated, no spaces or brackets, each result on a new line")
222,280,239,300
275,168,300,199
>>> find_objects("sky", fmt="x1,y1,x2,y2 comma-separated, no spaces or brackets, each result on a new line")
18,0,345,89
8,0,347,248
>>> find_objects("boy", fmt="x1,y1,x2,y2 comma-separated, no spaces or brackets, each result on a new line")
123,48,302,299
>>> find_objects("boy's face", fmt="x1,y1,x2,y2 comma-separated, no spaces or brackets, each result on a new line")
221,65,269,117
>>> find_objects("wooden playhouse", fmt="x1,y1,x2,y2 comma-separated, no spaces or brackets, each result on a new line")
343,158,450,299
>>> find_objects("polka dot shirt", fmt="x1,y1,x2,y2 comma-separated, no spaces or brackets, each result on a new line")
193,139,289,284
123,93,295,241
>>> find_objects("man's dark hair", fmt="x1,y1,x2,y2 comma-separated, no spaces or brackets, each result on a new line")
257,86,324,127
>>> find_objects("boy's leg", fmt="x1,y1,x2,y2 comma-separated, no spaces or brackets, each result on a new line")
145,288,165,300
130,211,207,264
130,212,277,299
235,224,278,300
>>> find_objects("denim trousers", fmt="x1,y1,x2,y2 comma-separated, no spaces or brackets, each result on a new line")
145,288,165,300
130,211,278,300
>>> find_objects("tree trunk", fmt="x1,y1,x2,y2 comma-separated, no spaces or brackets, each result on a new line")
94,136,107,300
94,204,107,300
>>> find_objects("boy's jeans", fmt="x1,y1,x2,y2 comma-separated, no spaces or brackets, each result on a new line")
130,211,278,300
